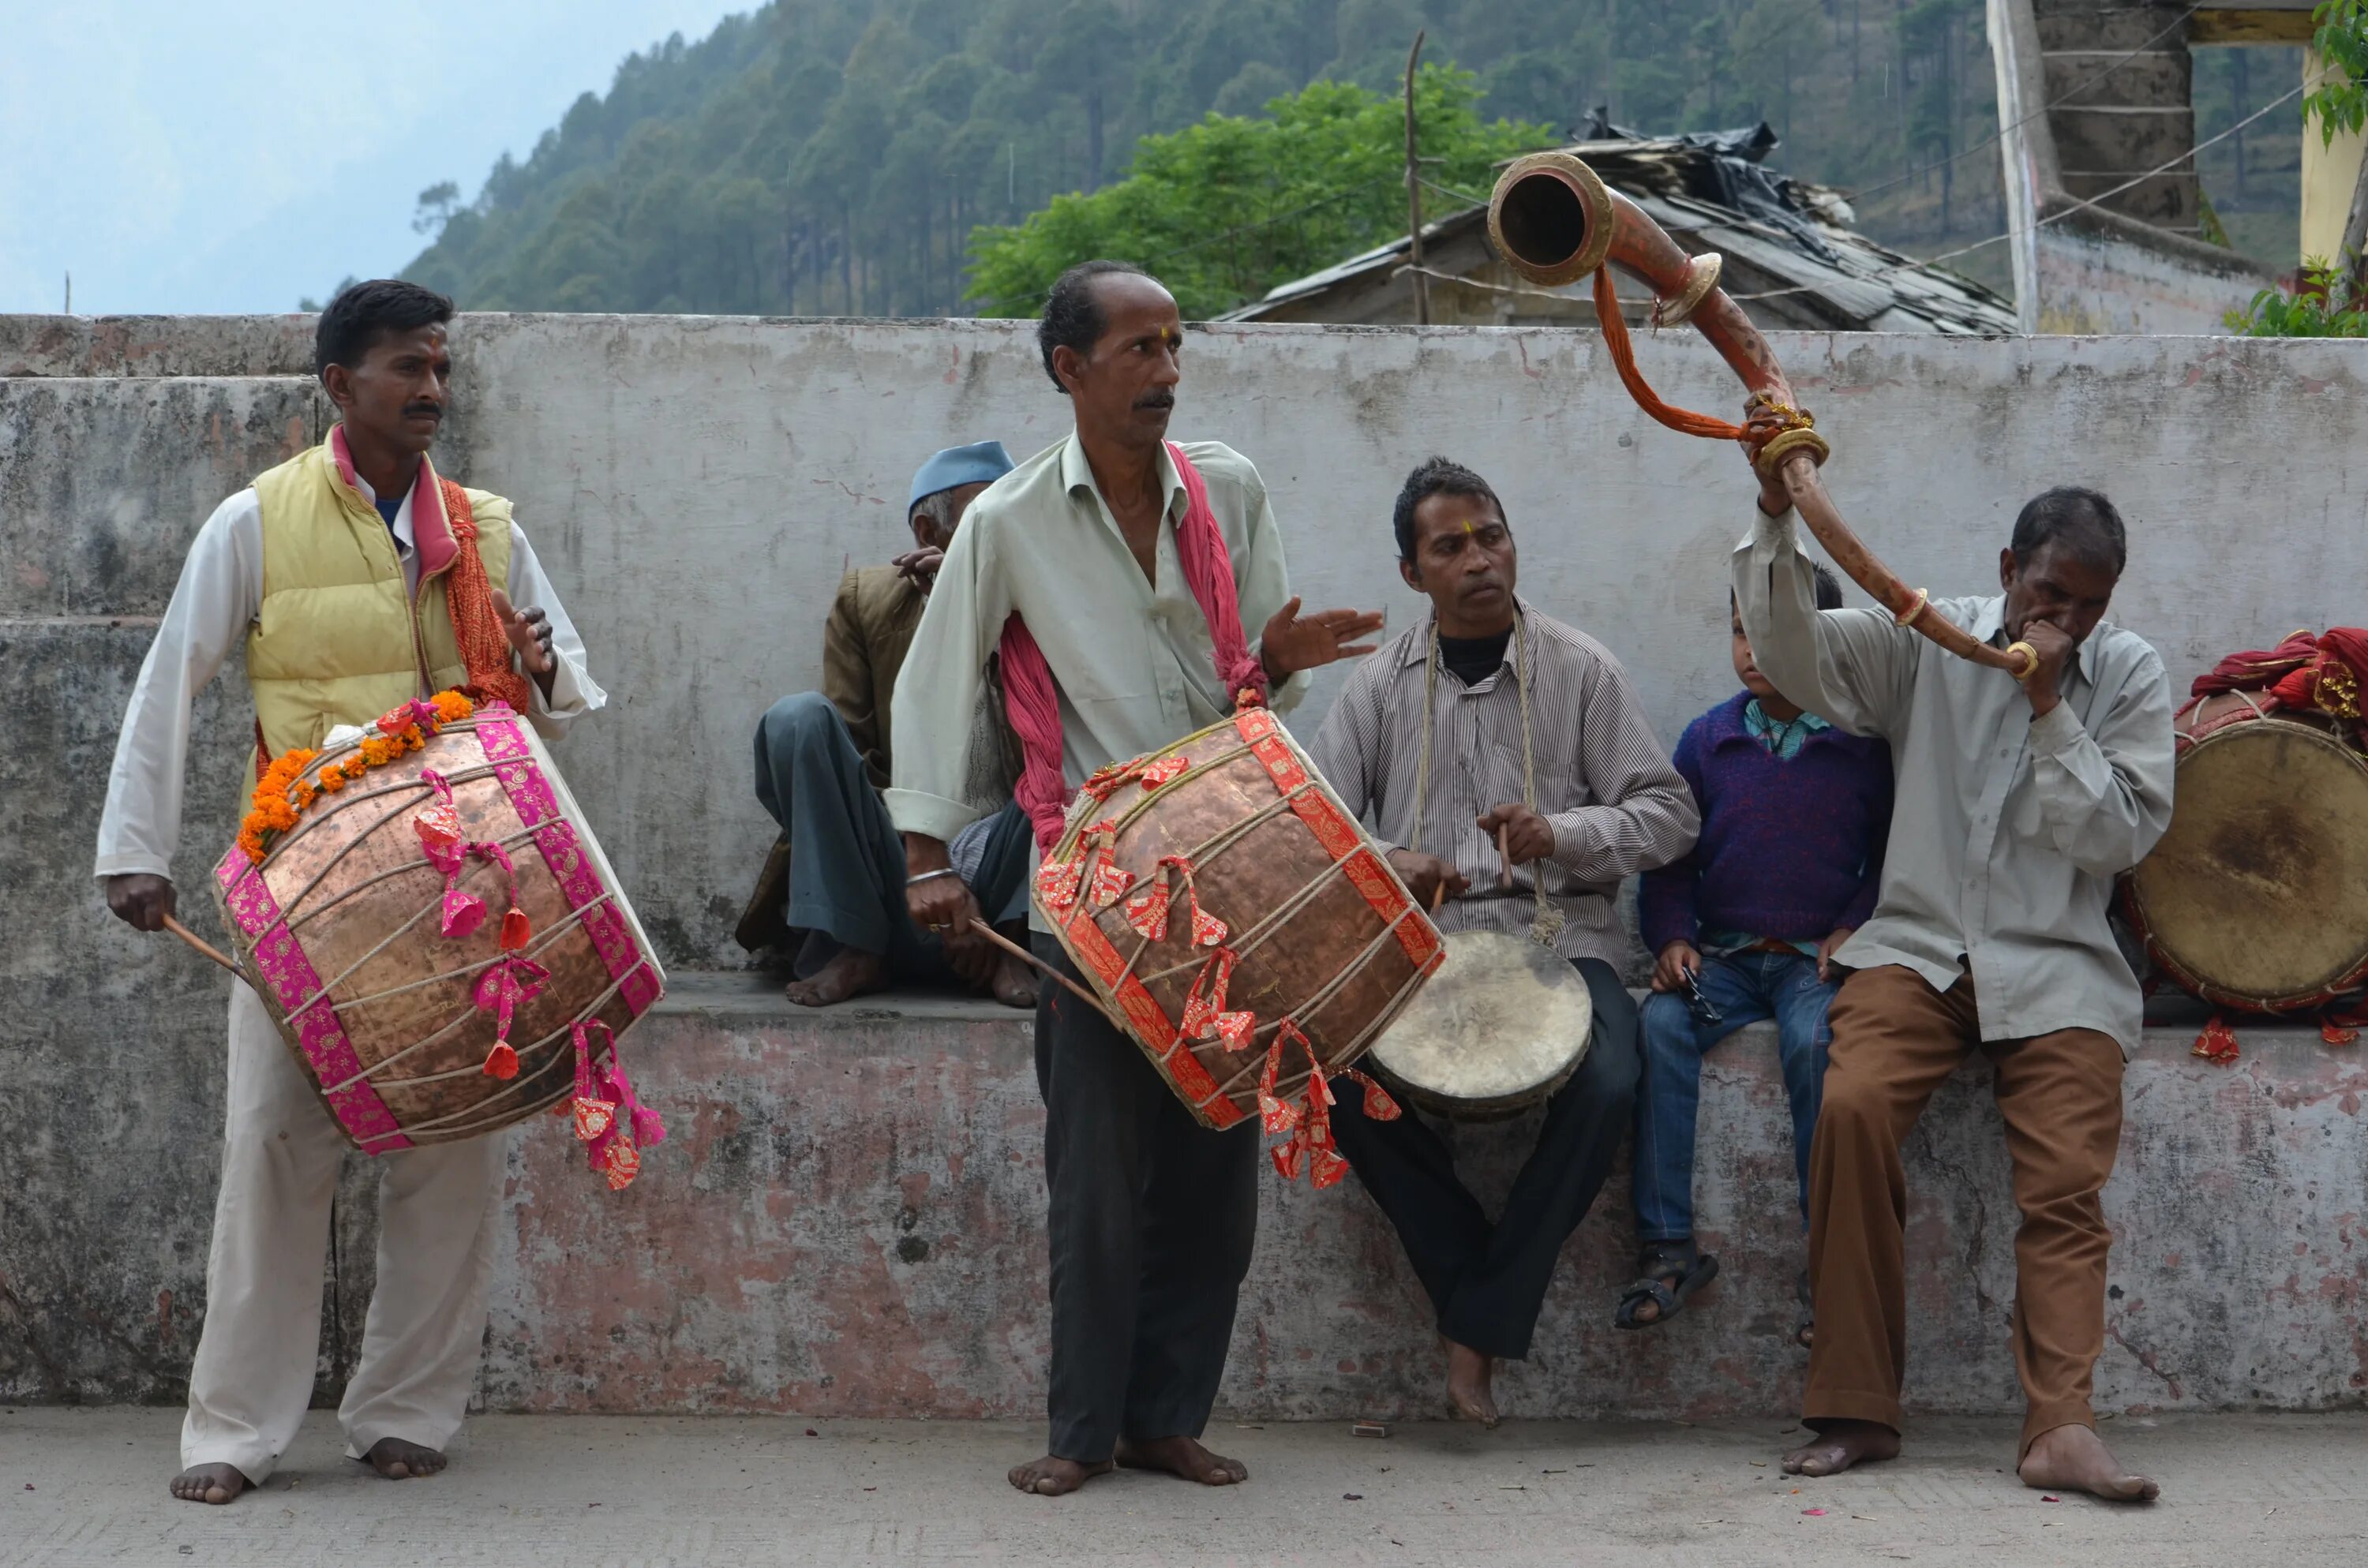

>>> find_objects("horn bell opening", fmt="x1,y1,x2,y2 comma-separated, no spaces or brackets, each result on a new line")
1486,152,1617,288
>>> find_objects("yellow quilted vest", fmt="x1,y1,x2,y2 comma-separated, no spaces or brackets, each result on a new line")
245,436,511,780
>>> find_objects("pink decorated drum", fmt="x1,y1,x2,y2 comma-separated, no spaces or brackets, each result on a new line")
212,694,666,1187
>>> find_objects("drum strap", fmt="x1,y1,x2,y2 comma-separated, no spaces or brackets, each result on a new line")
1411,608,1565,946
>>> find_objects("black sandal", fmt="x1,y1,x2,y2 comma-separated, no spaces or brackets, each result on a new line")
1613,1241,1719,1330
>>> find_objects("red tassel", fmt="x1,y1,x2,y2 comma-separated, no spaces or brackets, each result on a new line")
500,906,531,951
2192,1015,2241,1065
482,1042,519,1080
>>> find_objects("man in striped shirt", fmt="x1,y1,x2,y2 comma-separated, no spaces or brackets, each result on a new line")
1311,457,1698,1425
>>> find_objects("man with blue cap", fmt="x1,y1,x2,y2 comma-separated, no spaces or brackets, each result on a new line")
738,440,1038,1008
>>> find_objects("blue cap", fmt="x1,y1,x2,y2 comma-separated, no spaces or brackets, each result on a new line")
908,440,1015,515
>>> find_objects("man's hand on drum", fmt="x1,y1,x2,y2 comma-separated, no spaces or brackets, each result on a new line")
1477,803,1556,867
903,834,991,971
1650,939,1702,994
1386,849,1468,911
105,873,177,933
2019,619,2075,718
1259,598,1384,682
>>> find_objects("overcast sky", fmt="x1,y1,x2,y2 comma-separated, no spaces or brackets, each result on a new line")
2,1,748,316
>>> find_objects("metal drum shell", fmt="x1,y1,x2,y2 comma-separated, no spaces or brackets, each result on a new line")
212,711,665,1153
1036,708,1444,1131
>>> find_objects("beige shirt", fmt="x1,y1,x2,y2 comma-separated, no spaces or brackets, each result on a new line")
886,433,1307,850
1310,601,1698,969
1734,504,2175,1053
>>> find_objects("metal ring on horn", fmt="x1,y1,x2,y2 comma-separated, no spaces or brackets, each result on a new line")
1752,425,1831,477
1486,152,1618,288
1653,253,1724,329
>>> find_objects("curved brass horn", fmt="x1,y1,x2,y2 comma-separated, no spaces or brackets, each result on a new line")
1486,152,2032,679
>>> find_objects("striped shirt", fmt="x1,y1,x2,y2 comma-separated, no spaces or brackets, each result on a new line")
1309,600,1699,968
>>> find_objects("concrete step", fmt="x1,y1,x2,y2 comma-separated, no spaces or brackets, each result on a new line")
2041,47,2194,109
440,975,2363,1422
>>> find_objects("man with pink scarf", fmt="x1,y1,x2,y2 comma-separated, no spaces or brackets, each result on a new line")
890,261,1381,1497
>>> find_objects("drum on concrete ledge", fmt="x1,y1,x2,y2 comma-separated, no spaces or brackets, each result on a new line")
2125,695,2368,1015
212,692,666,1186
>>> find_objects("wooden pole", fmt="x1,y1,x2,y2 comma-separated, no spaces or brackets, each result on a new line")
1404,31,1429,327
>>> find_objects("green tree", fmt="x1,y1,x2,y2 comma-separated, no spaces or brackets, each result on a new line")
964,65,1551,318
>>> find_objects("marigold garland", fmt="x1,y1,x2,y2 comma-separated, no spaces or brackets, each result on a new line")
237,690,476,864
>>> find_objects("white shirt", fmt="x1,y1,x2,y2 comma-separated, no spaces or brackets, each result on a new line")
92,474,604,885
1734,504,2173,1053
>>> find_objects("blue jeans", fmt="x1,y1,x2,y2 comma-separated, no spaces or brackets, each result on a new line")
1632,950,1834,1244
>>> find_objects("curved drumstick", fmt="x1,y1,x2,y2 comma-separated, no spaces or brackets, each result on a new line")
1485,152,2036,681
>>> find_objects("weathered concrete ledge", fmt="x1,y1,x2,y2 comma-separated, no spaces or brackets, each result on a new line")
10,974,2357,1421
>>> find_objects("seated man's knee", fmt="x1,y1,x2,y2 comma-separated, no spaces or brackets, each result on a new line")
761,690,845,755
1815,1064,1890,1141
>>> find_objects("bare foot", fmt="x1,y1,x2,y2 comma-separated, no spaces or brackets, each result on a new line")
168,1462,251,1504
785,946,887,1008
1781,1418,1900,1477
2020,1422,2159,1502
1115,1435,1249,1486
1007,1454,1115,1495
361,1437,447,1480
1447,1340,1499,1428
990,950,1039,1009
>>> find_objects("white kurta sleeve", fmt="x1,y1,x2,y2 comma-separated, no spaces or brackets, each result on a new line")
503,519,605,739
92,492,265,885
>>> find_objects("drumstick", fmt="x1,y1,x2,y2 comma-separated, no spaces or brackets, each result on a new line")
1497,824,1514,890
965,919,1130,1034
163,914,238,974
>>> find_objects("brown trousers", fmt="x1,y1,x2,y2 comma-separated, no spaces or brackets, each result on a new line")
1805,965,2124,1457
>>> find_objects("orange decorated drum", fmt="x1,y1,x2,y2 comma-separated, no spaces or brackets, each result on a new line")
1032,705,1444,1184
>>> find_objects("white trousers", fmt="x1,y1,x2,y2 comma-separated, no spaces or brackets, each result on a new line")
181,980,507,1480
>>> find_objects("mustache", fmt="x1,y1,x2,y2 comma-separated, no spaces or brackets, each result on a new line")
1133,392,1175,410
403,402,444,419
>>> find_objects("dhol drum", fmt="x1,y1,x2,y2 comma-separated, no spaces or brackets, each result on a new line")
1364,929,1594,1121
1032,705,1445,1184
213,692,667,1187
2124,694,2368,1014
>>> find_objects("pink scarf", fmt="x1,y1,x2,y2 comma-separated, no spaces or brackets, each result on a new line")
1002,442,1268,852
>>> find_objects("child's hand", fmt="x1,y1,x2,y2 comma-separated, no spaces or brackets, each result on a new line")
1650,941,1701,993
1816,926,1854,983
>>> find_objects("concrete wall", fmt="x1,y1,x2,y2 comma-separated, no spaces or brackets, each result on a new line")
6,312,2368,1414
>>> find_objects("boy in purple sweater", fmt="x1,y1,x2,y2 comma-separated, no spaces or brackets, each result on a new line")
1617,566,1893,1342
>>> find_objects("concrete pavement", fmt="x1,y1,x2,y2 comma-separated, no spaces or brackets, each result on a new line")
4,1407,2364,1566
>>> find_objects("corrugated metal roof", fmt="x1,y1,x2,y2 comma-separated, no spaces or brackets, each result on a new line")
1219,135,2017,335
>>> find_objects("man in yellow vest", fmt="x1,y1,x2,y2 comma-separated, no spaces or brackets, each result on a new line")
94,280,604,1505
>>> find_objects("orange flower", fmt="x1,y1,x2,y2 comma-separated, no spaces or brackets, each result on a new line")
359,736,395,767
318,765,347,792
290,780,317,809
400,723,426,750
432,690,474,725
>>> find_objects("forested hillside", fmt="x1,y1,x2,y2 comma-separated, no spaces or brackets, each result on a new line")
397,0,2302,317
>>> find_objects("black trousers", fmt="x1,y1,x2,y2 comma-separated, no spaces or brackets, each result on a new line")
1033,936,1258,1462
1329,956,1640,1361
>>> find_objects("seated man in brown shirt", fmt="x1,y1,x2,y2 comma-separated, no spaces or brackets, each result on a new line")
738,441,1035,1006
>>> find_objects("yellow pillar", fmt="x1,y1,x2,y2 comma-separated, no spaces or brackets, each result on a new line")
2301,48,2368,265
